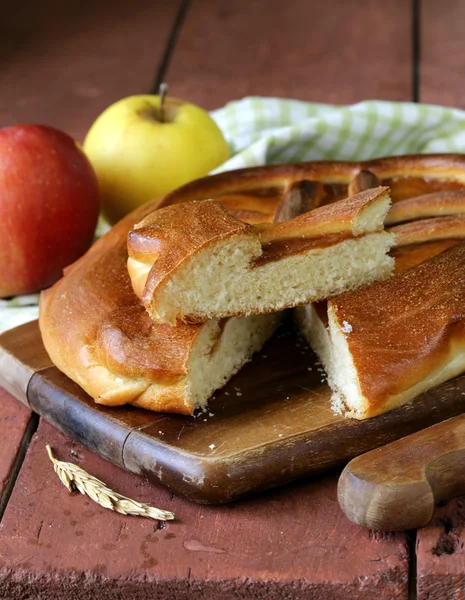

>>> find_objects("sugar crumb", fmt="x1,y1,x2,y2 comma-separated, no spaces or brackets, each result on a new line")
342,320,353,334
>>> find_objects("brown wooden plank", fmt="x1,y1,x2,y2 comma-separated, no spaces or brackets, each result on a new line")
0,420,409,599
416,497,465,599
0,389,33,513
420,0,465,107
0,321,52,405
3,318,465,506
417,2,465,595
0,0,180,141
164,0,412,109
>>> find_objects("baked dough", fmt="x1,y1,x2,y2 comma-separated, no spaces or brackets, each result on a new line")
296,157,465,419
299,243,465,419
39,168,311,414
40,155,465,414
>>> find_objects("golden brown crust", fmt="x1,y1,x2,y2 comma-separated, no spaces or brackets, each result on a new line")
386,190,465,225
389,215,465,246
159,155,465,201
96,305,199,381
129,200,253,264
392,239,461,273
259,187,389,243
329,242,465,416
39,195,204,414
160,168,327,217
128,200,254,306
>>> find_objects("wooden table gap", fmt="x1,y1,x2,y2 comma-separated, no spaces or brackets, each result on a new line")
151,0,192,93
414,2,465,596
0,409,38,523
412,0,421,102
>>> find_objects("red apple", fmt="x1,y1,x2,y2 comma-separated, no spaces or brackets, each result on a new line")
0,125,100,297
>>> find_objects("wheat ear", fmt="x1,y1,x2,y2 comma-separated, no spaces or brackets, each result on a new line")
46,445,174,521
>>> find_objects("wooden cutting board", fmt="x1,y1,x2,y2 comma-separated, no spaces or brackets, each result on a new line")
2,319,465,505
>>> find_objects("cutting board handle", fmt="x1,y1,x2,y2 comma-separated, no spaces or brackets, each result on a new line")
338,413,465,531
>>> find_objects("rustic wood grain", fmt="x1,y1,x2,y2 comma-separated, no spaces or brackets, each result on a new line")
416,497,465,600
339,414,465,531
416,2,465,594
164,0,412,109
4,320,465,506
0,0,179,141
420,0,465,108
0,321,52,405
0,389,33,514
0,420,410,599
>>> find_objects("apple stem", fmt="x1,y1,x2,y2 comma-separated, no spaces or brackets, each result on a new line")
159,82,168,123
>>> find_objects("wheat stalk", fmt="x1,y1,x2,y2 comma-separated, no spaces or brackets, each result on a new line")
46,445,175,521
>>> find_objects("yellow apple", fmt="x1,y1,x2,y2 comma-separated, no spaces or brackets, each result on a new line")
83,94,230,223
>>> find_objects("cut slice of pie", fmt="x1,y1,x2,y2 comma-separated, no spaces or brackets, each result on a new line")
296,242,465,419
128,187,395,325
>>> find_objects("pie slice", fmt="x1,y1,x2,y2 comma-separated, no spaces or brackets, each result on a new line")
296,163,465,419
128,187,395,325
297,242,465,419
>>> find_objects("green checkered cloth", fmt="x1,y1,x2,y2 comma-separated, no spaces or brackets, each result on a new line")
3,98,465,333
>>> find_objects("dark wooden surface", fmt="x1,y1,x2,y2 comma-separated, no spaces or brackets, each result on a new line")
164,0,412,108
417,1,465,595
4,320,465,508
420,0,465,108
0,0,463,598
0,390,33,514
416,497,465,600
0,420,410,600
0,1,179,142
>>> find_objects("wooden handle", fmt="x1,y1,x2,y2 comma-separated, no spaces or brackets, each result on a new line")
338,413,465,531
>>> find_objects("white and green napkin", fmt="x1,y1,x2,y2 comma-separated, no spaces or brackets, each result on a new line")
3,97,465,333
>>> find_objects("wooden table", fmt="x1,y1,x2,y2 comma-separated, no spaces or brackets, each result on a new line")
1,1,464,598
